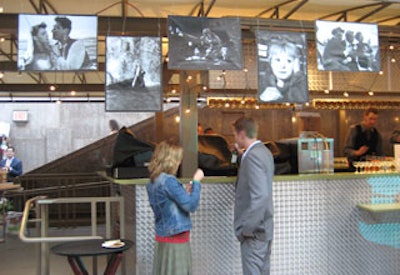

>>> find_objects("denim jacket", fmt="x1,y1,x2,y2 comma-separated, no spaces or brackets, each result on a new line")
147,172,201,237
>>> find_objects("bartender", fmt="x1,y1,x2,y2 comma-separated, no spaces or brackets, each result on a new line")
343,107,383,170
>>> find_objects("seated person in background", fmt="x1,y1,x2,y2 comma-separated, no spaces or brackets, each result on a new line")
204,127,216,135
390,130,400,144
1,134,10,159
344,107,383,169
109,119,120,135
0,147,23,182
198,123,204,135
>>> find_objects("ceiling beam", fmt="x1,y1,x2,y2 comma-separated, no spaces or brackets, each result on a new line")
29,0,58,14
355,3,391,22
377,15,400,25
256,0,308,19
283,0,308,20
0,83,105,92
319,3,393,22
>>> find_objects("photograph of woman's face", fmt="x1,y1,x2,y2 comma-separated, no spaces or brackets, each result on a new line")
269,43,299,81
256,30,308,104
35,27,50,45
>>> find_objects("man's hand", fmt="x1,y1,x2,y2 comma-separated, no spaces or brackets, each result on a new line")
356,145,369,156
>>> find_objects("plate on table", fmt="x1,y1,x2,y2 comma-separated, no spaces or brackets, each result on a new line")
102,240,125,249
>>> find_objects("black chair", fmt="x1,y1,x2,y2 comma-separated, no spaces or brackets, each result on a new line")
198,135,237,176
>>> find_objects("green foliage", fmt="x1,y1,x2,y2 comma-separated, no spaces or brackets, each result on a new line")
0,198,13,212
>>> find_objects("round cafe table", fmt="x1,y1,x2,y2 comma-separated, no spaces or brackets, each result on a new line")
51,238,134,275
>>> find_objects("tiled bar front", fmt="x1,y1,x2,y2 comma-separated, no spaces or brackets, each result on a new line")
115,173,400,275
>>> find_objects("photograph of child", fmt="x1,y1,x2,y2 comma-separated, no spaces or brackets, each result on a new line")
256,30,309,103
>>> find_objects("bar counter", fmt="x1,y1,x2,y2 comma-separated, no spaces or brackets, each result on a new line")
106,172,400,275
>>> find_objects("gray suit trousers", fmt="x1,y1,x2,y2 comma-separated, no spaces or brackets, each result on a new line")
240,238,272,275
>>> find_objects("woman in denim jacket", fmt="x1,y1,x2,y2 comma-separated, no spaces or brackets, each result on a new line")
147,141,204,275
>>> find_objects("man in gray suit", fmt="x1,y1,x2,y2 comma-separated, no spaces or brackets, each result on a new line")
232,117,274,275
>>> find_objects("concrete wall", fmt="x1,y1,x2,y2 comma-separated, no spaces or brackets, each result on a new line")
0,103,153,173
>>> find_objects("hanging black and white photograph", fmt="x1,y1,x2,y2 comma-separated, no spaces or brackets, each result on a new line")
316,20,380,72
167,16,243,70
17,14,98,71
256,30,309,104
105,36,162,112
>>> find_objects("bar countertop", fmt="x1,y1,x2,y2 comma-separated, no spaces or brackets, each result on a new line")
100,171,400,185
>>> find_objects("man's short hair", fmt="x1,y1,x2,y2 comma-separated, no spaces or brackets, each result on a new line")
55,16,72,30
233,117,258,139
365,107,378,116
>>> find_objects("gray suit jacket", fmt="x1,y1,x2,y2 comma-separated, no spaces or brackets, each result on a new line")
234,141,274,242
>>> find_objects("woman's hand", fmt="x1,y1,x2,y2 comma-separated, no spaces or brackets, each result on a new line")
193,168,204,182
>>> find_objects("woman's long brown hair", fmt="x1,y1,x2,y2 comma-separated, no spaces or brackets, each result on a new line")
148,141,183,182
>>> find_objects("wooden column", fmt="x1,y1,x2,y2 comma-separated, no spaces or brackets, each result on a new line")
339,109,347,155
179,71,198,178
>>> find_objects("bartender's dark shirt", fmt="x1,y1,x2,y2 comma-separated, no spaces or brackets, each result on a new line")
344,123,383,162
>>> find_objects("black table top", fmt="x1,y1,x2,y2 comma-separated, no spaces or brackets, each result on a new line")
51,239,134,257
